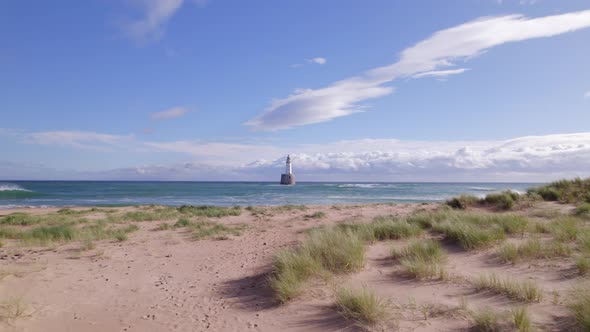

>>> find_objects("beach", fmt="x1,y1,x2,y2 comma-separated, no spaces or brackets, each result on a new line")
1,196,588,332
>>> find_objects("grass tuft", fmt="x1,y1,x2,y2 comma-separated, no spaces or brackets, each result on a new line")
568,283,590,330
528,177,590,204
511,307,532,332
497,238,571,264
474,273,543,302
471,308,502,332
269,229,365,302
371,217,423,240
393,239,447,280
335,287,386,325
304,211,326,219
446,195,479,210
575,256,590,276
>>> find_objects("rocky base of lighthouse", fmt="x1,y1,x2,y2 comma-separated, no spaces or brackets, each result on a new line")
280,174,295,185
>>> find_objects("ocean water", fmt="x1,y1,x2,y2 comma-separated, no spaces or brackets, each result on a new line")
0,181,541,209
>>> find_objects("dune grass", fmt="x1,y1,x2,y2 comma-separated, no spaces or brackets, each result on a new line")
511,307,532,332
335,287,386,325
574,203,590,217
371,216,423,240
470,308,502,332
474,273,543,302
497,238,571,264
177,205,242,217
433,222,505,250
528,177,590,204
269,229,365,302
446,195,480,210
575,256,590,276
392,239,447,280
481,191,520,210
304,211,326,219
549,217,582,242
568,284,590,330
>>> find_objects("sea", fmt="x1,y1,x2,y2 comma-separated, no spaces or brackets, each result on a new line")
0,181,542,209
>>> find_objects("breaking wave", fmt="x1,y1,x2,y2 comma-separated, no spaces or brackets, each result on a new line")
0,183,39,199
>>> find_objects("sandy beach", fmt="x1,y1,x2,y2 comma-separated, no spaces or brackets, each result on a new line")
0,199,588,332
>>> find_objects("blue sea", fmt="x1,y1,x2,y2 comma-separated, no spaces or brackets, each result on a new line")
0,181,542,209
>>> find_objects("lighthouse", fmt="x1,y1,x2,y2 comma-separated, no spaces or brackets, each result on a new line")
280,155,295,185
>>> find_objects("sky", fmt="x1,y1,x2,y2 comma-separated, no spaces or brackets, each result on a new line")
1,0,590,182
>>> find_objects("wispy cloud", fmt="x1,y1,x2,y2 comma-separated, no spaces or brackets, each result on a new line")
25,131,133,151
12,130,590,181
151,106,190,120
412,68,470,79
309,57,327,65
123,0,207,42
290,56,328,69
585,90,590,98
247,10,590,131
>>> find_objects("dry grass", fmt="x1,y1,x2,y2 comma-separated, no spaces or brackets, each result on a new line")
497,238,571,264
474,273,543,302
269,229,365,302
393,239,447,280
0,297,31,322
568,283,590,330
335,287,386,325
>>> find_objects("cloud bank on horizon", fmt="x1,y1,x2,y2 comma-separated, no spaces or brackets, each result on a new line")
245,9,590,131
3,130,590,182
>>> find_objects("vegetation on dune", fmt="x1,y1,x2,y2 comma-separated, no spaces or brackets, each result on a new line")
574,203,590,217
269,229,365,302
575,256,590,276
568,284,590,330
511,307,532,332
470,308,503,332
474,273,543,302
446,191,533,211
304,211,326,219
528,177,590,204
446,195,480,210
497,238,571,264
335,287,386,325
392,239,447,280
433,222,505,250
371,216,423,240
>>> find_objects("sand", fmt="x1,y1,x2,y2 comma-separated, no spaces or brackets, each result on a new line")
0,202,584,331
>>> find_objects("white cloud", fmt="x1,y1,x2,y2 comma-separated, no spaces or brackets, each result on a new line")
247,10,590,131
124,0,183,42
309,57,327,65
412,68,470,79
13,130,590,181
151,106,190,120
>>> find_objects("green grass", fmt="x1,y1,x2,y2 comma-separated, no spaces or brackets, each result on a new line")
191,221,245,240
177,205,242,217
393,239,447,280
433,222,505,250
335,287,386,325
371,216,423,240
471,308,502,332
575,256,590,276
568,284,590,330
273,204,308,212
511,307,532,332
482,191,520,210
574,203,590,217
497,238,571,264
446,195,480,210
549,217,581,242
528,177,590,204
474,273,543,302
269,229,365,302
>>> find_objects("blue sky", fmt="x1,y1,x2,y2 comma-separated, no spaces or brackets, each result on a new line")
1,0,590,181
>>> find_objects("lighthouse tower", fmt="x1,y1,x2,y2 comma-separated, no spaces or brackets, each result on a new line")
280,155,295,185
